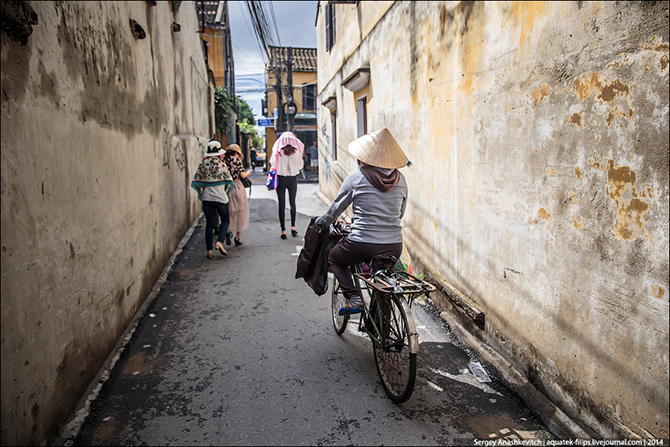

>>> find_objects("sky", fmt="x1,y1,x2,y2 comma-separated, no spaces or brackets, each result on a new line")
227,1,319,129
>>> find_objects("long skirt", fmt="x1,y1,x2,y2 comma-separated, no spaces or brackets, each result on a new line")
228,178,249,234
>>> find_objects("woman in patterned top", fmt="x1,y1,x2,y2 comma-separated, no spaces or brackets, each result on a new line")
223,144,252,246
191,140,234,258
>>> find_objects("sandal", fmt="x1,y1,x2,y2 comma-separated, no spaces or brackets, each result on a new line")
225,232,232,246
281,231,287,240
234,237,242,246
291,228,299,237
215,241,227,256
338,295,364,316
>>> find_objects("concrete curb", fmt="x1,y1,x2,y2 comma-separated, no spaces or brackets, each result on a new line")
53,216,202,446
315,190,330,208
440,311,591,440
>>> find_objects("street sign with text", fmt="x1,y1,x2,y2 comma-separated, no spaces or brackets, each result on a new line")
257,118,274,127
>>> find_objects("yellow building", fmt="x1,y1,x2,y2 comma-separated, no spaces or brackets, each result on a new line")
264,46,317,158
199,1,235,146
316,1,669,440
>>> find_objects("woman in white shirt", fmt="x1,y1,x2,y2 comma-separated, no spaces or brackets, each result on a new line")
270,132,304,239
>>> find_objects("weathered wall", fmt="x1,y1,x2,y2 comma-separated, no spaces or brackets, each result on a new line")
1,2,211,445
317,0,668,439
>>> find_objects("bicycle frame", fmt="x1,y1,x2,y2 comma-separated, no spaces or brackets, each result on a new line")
350,264,427,355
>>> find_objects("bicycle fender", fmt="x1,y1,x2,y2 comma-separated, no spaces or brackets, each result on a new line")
400,298,420,355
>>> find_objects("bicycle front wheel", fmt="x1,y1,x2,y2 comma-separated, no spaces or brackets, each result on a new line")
331,275,349,335
372,294,418,403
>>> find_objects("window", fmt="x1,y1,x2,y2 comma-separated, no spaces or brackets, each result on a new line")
302,83,316,111
356,97,367,137
325,2,336,51
331,111,337,160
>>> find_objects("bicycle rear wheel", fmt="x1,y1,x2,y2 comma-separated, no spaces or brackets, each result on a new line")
372,293,418,403
331,275,349,335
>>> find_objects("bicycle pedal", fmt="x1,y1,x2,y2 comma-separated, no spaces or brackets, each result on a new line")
358,324,367,333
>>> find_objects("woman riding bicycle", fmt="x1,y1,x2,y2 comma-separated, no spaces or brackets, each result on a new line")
315,127,409,315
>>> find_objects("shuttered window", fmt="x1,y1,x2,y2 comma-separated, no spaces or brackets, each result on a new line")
302,83,316,111
325,3,335,51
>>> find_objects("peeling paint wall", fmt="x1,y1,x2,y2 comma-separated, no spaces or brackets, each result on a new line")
317,1,668,438
0,2,211,445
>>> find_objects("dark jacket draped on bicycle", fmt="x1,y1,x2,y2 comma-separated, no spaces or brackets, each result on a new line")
315,127,410,305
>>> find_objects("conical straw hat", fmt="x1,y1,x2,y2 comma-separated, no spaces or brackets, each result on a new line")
348,127,409,169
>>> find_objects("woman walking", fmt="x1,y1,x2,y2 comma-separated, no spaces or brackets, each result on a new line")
269,132,304,239
190,140,234,258
223,144,252,246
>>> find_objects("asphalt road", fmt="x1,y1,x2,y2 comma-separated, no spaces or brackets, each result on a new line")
67,174,555,446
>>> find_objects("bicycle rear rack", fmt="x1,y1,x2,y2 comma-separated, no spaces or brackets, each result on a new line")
354,270,436,295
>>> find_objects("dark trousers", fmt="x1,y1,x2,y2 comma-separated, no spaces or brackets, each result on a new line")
328,238,403,298
276,175,298,231
202,201,229,250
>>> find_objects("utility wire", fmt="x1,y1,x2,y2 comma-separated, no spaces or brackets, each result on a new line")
244,1,271,58
232,42,265,69
237,1,266,62
267,1,282,47
244,1,282,60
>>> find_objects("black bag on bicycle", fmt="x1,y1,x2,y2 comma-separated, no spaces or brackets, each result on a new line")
307,228,341,295
296,217,326,281
296,219,347,296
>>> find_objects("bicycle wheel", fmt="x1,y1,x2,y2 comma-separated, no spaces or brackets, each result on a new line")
331,275,349,335
372,293,418,403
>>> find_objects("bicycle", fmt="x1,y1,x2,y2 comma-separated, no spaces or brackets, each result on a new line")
330,240,436,403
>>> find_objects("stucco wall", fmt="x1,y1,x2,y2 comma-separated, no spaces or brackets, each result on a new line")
1,2,211,445
317,1,668,439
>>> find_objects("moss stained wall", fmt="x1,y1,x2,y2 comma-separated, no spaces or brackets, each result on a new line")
1,2,211,445
317,0,669,439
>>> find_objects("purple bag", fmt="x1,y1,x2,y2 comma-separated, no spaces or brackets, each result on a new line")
265,169,278,190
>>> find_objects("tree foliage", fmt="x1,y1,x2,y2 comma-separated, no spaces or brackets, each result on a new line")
214,87,257,136
238,119,263,148
214,86,234,136
235,97,255,126
215,87,263,149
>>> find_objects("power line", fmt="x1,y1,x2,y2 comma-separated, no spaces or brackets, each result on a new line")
244,1,270,58
232,41,265,69
236,1,266,62
267,1,281,47
235,78,265,84
243,1,281,60
235,73,265,78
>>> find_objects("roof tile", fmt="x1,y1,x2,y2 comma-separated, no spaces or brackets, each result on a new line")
267,46,317,73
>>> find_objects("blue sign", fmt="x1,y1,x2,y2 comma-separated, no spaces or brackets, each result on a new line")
257,118,274,127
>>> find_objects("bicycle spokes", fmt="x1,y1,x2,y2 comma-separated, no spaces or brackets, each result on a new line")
373,294,417,403
332,262,431,403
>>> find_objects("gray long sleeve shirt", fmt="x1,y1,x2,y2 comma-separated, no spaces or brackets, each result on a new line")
316,167,407,244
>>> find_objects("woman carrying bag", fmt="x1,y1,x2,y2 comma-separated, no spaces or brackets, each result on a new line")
269,132,304,239
223,144,252,247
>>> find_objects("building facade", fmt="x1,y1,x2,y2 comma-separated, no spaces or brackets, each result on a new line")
1,2,213,444
199,0,237,146
264,46,318,157
316,1,669,439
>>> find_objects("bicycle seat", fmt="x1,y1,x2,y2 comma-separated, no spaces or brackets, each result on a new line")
366,254,398,272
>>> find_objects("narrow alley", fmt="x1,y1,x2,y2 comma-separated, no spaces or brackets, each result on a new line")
3,2,667,445
63,173,555,446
